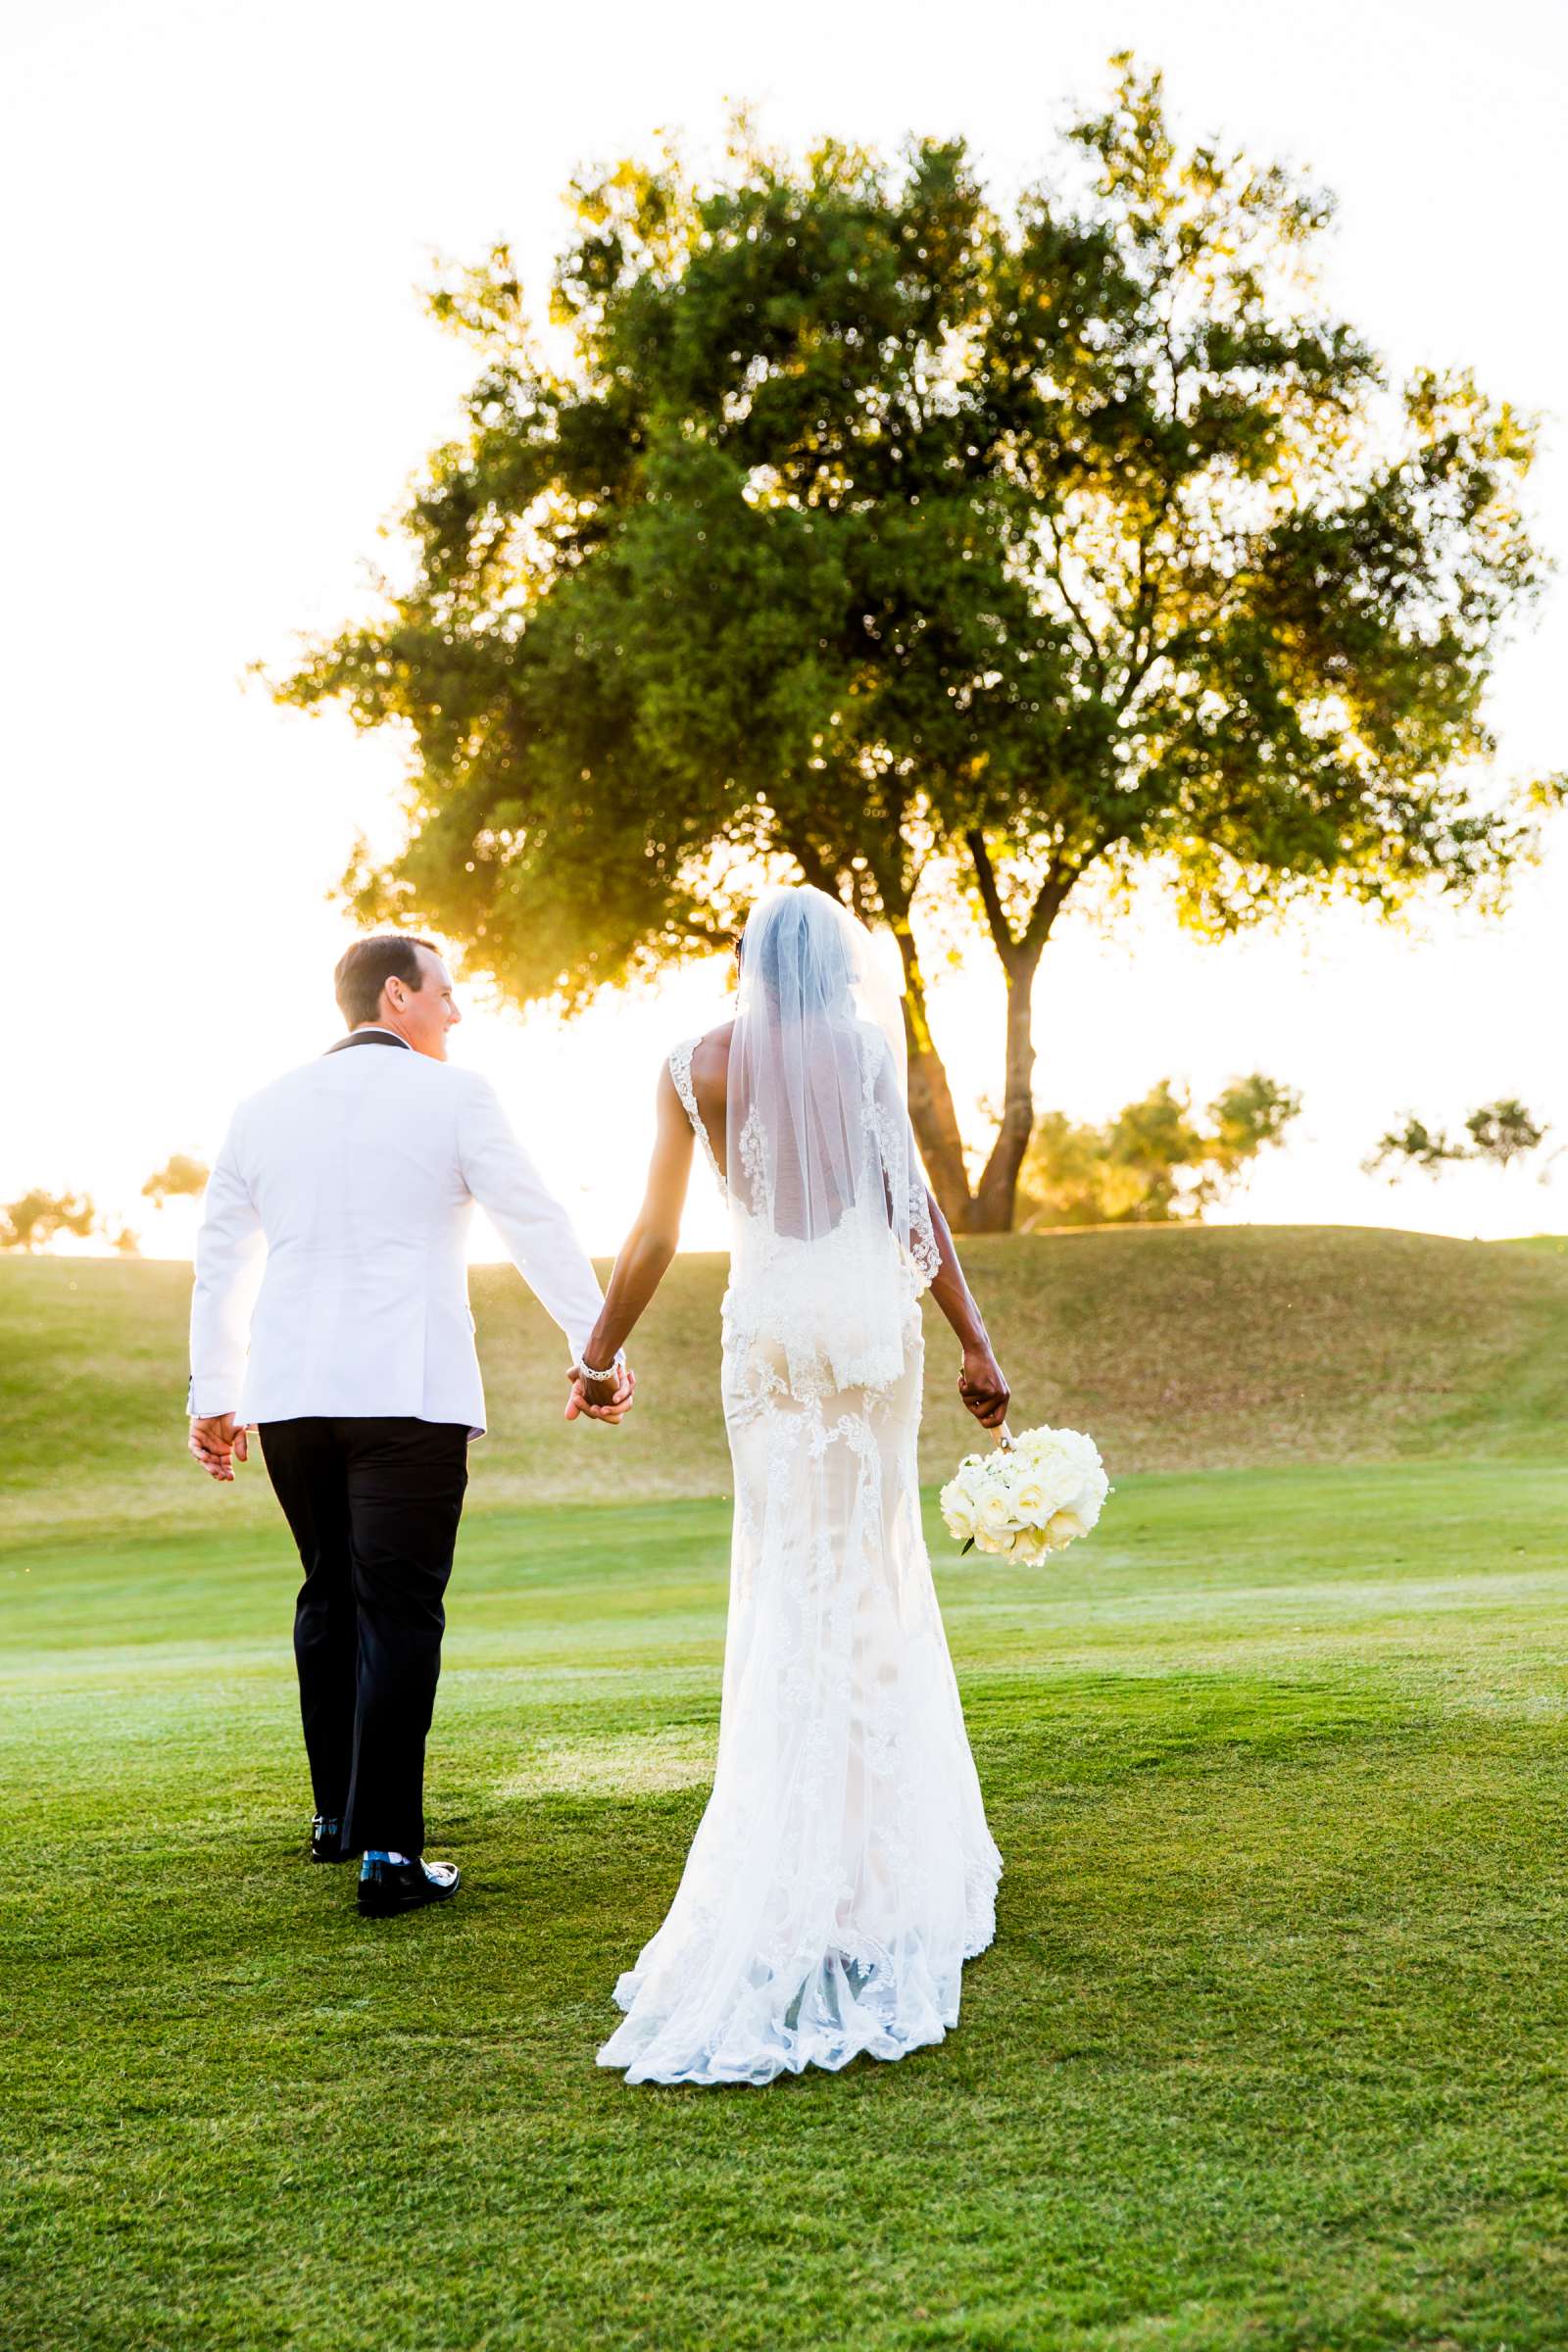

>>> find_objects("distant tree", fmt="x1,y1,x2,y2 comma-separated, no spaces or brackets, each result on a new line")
1363,1114,1457,1176
0,1190,98,1251
1018,1072,1299,1227
276,57,1554,1230
110,1224,142,1256
142,1153,210,1209
1462,1099,1547,1168
1366,1097,1549,1179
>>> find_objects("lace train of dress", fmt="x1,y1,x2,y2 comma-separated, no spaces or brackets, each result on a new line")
596,1010,1002,2089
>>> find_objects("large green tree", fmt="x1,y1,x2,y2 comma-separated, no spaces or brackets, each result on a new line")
278,59,1553,1229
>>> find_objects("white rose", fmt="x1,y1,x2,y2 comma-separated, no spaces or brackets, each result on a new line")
1009,1475,1050,1524
942,1488,977,1544
977,1489,1015,1541
1046,1507,1088,1550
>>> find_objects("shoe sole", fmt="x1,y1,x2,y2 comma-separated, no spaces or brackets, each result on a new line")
357,1884,460,1919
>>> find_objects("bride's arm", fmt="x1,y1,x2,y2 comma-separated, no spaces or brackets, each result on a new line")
570,1064,696,1414
921,1186,1011,1430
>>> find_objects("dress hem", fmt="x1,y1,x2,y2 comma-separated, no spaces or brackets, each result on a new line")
596,1866,1002,2090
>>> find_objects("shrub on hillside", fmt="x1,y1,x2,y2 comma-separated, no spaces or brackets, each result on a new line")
1365,1098,1551,1180
0,1189,99,1251
141,1154,210,1208
1017,1075,1300,1229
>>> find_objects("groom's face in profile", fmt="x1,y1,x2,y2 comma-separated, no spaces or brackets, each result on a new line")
380,947,462,1061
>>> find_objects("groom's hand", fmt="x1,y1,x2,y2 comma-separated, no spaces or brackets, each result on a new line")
189,1413,248,1481
564,1362,635,1425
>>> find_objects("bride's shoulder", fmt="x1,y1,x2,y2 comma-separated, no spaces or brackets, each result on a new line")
669,1022,734,1071
663,1025,731,1107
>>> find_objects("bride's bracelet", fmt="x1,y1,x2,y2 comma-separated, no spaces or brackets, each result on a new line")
576,1349,625,1386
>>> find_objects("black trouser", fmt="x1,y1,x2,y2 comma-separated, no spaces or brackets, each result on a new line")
258,1417,469,1859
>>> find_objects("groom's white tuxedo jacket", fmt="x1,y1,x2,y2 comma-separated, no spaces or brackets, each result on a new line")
188,1031,605,1436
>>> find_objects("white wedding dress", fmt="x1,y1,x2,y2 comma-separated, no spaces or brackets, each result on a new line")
597,887,1002,2089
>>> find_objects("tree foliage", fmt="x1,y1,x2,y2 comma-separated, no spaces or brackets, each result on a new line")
142,1153,210,1208
1017,1071,1299,1227
0,1190,98,1251
1366,1098,1549,1178
276,56,1553,1229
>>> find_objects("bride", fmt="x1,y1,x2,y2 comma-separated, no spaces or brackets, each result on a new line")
572,884,1010,2087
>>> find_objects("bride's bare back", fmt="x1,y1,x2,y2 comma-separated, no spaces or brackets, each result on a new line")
683,1023,734,1187
577,1011,1008,1436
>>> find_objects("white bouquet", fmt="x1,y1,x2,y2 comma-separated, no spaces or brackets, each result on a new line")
940,1423,1109,1563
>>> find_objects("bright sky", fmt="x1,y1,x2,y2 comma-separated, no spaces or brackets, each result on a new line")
4,0,1565,1258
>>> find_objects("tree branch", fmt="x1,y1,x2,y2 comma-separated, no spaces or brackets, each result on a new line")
1041,511,1108,693
778,831,841,898
1117,489,1176,710
967,827,1076,960
1023,859,1072,952
964,827,1018,958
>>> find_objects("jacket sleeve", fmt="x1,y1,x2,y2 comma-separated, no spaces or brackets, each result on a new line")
187,1110,267,1417
457,1076,605,1363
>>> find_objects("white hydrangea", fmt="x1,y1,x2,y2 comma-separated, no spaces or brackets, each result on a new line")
939,1424,1109,1563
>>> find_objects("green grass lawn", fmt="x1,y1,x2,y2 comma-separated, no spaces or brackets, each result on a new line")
7,1452,1568,2350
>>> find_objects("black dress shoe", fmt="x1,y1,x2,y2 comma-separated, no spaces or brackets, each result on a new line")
358,1857,461,1918
310,1814,346,1864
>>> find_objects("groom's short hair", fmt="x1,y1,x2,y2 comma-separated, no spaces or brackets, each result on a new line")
334,934,441,1027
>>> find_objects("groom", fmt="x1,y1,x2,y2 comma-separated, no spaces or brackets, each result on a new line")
186,934,632,1916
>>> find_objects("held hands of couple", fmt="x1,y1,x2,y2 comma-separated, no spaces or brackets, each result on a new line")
189,1413,248,1481
192,1366,634,1468
564,1359,636,1426
191,1369,636,1469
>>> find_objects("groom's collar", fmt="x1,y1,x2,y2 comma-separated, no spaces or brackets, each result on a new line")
324,1026,415,1055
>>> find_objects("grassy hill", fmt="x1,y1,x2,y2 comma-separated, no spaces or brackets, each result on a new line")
4,1225,1567,1540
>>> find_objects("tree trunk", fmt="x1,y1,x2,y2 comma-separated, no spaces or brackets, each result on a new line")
891,919,974,1228
784,830,979,1227
969,940,1044,1232
814,828,1063,1236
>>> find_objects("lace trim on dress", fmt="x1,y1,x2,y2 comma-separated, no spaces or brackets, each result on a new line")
669,1036,726,1197
859,1035,941,1290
